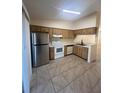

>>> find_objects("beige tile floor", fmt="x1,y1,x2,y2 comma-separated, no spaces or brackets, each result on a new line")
30,55,101,93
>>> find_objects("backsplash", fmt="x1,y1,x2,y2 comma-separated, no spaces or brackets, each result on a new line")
50,35,96,45
52,37,61,41
60,39,74,43
73,35,96,44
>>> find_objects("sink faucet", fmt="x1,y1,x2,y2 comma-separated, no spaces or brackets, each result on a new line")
81,39,83,45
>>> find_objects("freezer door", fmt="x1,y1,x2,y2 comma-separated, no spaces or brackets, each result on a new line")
31,32,49,45
32,45,49,67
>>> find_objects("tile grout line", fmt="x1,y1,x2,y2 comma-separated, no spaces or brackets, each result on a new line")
47,67,57,93
88,78,101,93
56,62,97,93
32,55,100,93
48,59,89,80
48,56,89,93
30,68,39,93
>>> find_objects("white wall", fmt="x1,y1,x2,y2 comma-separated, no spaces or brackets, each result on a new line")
72,13,97,30
31,19,73,29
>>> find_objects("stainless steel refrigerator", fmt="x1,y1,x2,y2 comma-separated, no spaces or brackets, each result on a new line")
31,32,49,67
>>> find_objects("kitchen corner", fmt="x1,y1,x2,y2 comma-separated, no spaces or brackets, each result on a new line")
49,36,96,63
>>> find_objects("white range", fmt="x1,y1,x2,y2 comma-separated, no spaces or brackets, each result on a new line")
52,41,64,59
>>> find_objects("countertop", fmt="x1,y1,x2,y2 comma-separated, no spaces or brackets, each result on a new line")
75,44,96,48
63,42,76,46
49,42,76,47
49,44,54,47
49,42,96,48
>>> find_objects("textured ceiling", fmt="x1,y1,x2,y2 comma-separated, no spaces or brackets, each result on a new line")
23,0,101,21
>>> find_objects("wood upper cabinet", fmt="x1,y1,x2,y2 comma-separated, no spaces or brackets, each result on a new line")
62,30,74,39
49,28,53,41
30,25,49,32
40,27,49,32
74,29,81,35
52,28,74,39
30,25,41,31
68,30,74,38
74,27,97,35
62,30,68,38
52,28,62,35
30,25,74,39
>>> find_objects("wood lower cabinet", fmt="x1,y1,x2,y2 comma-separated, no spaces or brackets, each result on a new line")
82,47,88,59
49,47,54,60
64,46,67,56
73,45,88,60
73,46,77,55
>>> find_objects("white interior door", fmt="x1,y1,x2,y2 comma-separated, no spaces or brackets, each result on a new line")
22,11,32,93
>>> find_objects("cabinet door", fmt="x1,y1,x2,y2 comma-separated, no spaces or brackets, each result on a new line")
82,47,88,59
53,28,62,35
75,46,79,56
62,30,68,38
64,46,67,56
49,28,53,41
76,46,79,56
76,46,81,57
79,47,82,57
73,46,76,55
30,25,41,31
68,30,74,38
49,47,54,60
40,27,49,32
73,46,75,54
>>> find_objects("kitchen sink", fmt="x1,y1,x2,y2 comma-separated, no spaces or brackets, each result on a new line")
77,44,87,46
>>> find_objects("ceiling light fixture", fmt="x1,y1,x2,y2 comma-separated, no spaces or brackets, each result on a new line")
63,9,80,15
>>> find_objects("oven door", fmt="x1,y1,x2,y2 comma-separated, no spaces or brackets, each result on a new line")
55,47,64,59
56,47,63,53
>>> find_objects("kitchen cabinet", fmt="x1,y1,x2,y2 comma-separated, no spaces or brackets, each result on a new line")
30,25,41,31
49,47,54,60
40,26,49,32
73,46,78,55
77,46,82,57
30,25,74,39
52,28,74,39
82,47,88,59
52,28,62,35
64,46,67,56
68,31,74,38
62,30,74,39
62,30,68,38
74,27,97,35
73,45,88,60
49,28,53,42
64,45,73,56
30,25,52,41
74,30,81,35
